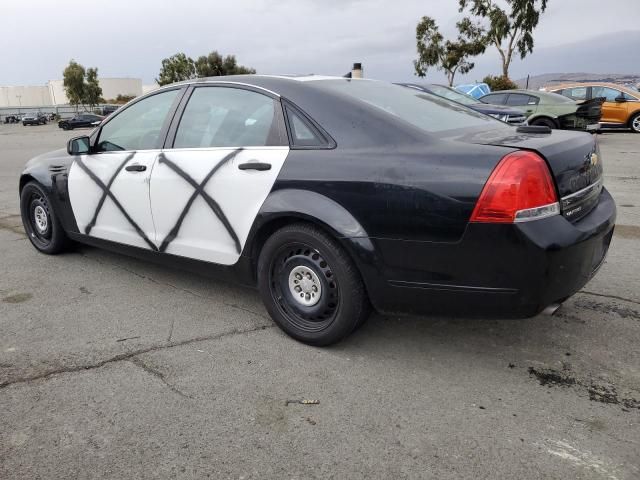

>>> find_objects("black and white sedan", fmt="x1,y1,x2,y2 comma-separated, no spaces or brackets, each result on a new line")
19,75,615,345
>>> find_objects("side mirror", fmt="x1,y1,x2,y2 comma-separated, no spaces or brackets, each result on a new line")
67,136,91,155
615,96,627,103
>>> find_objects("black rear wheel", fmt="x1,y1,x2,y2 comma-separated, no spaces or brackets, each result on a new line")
529,117,557,129
257,223,370,346
20,181,69,254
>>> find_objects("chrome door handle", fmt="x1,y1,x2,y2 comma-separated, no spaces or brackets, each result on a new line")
238,162,271,171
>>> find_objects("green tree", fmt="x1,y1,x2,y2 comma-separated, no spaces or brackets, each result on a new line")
414,16,486,86
156,53,196,86
63,60,86,109
483,74,519,90
194,51,256,78
459,0,549,78
84,67,103,109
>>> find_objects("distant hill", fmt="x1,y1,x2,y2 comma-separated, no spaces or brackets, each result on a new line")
515,72,640,90
506,30,640,90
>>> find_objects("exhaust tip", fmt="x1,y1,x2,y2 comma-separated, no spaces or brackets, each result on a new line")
542,303,562,316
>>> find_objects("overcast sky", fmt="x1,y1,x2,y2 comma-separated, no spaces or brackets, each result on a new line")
2,0,639,86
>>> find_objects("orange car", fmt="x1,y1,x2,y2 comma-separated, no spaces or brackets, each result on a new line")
547,83,640,133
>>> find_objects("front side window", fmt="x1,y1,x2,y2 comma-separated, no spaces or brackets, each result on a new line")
174,87,281,148
97,89,179,151
592,87,622,102
622,92,638,101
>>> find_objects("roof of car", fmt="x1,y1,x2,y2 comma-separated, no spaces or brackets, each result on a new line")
158,74,375,97
544,82,640,97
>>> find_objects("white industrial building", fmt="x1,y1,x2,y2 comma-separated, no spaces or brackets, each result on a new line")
0,77,144,107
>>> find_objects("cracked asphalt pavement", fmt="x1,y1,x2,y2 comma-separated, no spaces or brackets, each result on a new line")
1,124,639,479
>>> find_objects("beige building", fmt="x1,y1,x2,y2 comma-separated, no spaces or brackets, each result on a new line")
0,85,53,107
0,78,143,107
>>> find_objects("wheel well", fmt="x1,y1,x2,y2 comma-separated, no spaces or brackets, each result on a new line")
628,110,640,126
19,174,36,193
248,215,352,281
529,116,557,128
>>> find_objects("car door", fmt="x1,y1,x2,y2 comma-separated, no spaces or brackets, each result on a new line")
67,88,182,250
150,85,289,265
591,86,626,125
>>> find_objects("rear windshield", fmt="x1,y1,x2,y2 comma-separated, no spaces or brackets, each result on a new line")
426,84,477,106
314,80,498,133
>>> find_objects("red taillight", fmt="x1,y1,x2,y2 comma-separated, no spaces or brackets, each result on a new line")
470,150,559,223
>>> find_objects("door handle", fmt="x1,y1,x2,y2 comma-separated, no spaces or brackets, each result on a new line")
238,162,271,171
125,164,147,172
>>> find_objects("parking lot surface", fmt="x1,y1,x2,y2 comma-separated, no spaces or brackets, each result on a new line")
1,123,639,479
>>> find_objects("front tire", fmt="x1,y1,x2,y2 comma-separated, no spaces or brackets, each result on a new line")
630,112,640,133
257,223,370,346
20,181,69,254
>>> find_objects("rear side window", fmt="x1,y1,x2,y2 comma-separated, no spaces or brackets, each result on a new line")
481,93,507,104
284,105,330,148
174,87,283,148
506,94,538,106
564,87,587,101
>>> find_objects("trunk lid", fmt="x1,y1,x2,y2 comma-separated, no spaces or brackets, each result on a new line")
453,127,603,222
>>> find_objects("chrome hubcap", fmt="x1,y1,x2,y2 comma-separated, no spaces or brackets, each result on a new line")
633,117,640,132
33,205,48,233
288,265,322,306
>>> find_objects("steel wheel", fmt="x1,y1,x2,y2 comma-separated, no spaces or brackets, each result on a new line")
20,181,69,254
257,223,370,346
269,242,339,333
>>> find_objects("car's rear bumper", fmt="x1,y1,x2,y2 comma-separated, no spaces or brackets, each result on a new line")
359,188,616,318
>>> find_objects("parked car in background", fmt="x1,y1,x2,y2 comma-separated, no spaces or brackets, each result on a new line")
456,82,491,99
22,112,48,126
58,114,103,130
3,114,22,124
400,83,526,125
102,105,119,116
480,90,602,131
19,76,614,346
547,83,640,133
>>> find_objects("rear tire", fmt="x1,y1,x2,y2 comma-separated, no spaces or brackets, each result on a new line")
630,113,640,133
257,223,370,346
529,117,557,129
20,181,69,254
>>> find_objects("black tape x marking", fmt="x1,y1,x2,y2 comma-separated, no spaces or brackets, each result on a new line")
84,153,135,235
75,156,159,251
157,149,242,254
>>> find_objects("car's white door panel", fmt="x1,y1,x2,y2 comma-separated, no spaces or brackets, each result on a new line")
68,151,159,250
150,147,289,265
